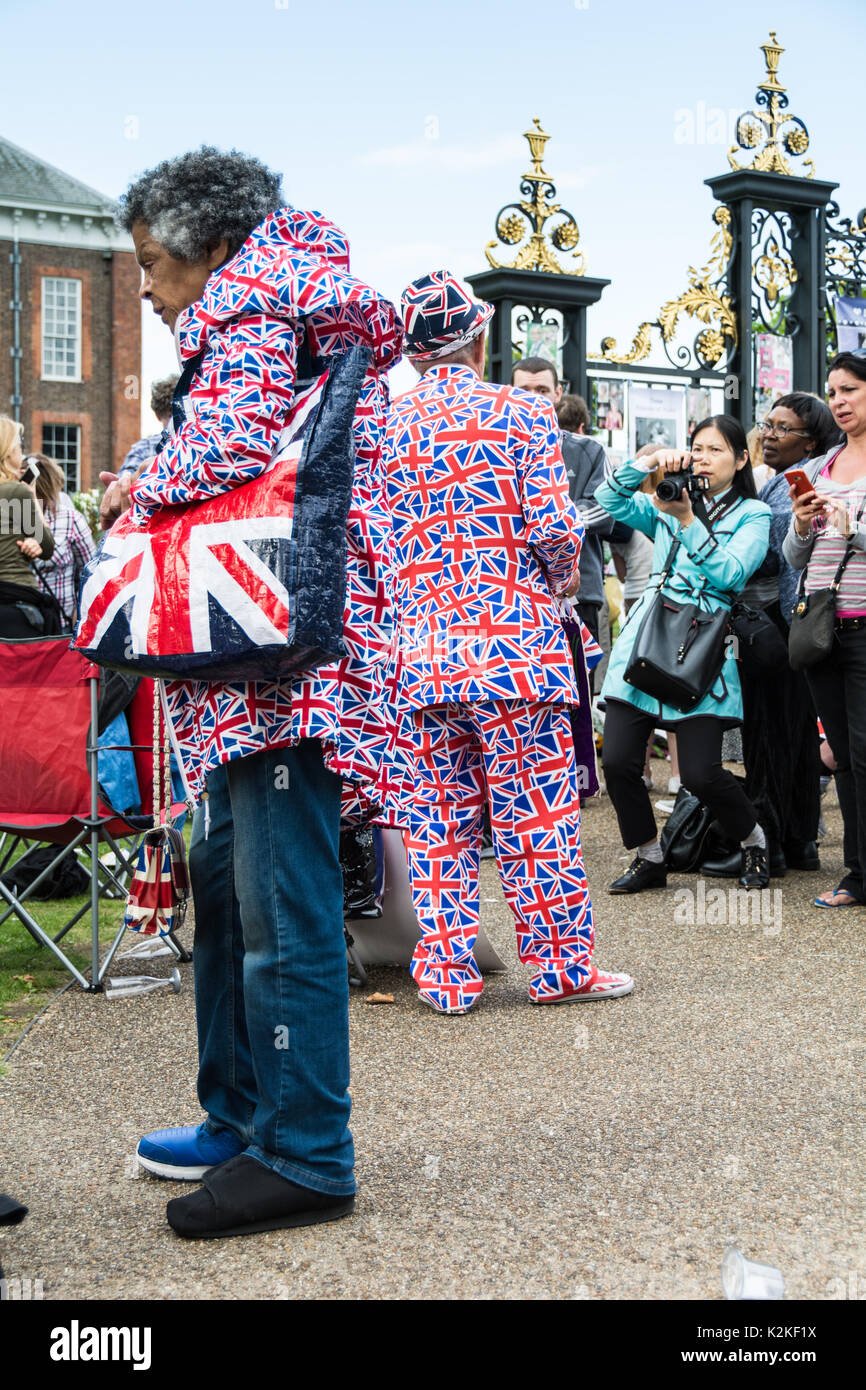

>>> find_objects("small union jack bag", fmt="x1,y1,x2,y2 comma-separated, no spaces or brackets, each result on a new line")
123,685,190,937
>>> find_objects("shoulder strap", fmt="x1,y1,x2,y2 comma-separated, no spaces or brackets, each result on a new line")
655,524,682,588
693,486,742,529
29,561,72,626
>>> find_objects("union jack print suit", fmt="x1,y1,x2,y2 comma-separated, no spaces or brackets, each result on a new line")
127,209,402,817
384,364,598,1009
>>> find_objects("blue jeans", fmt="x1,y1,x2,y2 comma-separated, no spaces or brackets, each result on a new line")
188,741,355,1195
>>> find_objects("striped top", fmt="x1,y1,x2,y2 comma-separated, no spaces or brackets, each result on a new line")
804,456,866,615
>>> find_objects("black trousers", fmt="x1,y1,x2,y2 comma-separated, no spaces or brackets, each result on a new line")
575,601,601,695
602,699,759,850
805,626,866,901
740,603,820,856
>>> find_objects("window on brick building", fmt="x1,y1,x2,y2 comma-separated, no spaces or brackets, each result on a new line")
41,277,82,380
42,424,81,492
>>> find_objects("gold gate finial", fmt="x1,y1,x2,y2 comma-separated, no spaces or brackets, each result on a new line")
484,118,585,275
728,31,814,177
760,31,786,94
523,117,551,178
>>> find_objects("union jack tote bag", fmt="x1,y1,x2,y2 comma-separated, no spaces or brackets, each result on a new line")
75,345,370,682
123,686,190,937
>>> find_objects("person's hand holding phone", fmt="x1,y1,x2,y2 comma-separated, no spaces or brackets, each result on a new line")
17,460,39,497
789,474,829,537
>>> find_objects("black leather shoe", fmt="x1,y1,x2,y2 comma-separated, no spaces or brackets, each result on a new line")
702,847,785,879
609,854,667,894
166,1155,354,1240
784,841,820,871
739,845,770,889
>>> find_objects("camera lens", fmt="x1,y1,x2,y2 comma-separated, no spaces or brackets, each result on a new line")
656,474,683,503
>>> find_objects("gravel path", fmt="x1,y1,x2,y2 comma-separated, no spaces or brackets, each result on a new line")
1,769,863,1301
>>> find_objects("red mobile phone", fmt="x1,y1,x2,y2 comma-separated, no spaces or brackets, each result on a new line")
787,469,817,498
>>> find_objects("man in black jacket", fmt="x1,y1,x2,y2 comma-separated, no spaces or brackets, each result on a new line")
511,359,616,652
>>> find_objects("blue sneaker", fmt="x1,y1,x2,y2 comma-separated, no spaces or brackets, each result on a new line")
136,1123,244,1180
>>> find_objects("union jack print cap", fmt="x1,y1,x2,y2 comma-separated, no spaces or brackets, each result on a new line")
401,270,494,363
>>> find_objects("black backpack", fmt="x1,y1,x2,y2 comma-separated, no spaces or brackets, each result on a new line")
660,787,714,872
0,846,89,900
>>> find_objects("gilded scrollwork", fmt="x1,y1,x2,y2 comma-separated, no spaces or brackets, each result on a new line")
727,31,815,178
751,209,799,333
598,323,655,365
596,206,737,370
484,118,586,276
754,235,798,308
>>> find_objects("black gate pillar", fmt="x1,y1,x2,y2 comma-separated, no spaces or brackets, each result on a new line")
706,169,838,410
466,268,609,397
465,118,608,398
579,32,844,429
705,31,837,416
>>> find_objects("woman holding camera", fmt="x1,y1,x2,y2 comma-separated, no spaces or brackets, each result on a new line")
594,416,771,892
782,351,866,907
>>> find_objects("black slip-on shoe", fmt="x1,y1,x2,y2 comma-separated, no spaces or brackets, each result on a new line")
783,841,821,872
166,1154,355,1240
739,846,770,890
608,854,667,894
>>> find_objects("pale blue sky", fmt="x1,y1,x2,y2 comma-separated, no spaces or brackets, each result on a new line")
4,0,864,422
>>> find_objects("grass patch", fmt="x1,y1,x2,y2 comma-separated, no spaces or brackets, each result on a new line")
0,844,134,1052
1,819,192,1054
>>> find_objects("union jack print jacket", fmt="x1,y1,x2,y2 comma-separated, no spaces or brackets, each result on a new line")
384,365,584,709
127,208,402,814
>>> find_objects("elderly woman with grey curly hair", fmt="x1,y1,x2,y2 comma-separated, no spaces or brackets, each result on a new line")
99,147,402,1239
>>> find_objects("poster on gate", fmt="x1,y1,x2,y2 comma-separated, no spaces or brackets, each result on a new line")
524,322,559,367
754,333,793,419
629,385,686,455
833,295,866,352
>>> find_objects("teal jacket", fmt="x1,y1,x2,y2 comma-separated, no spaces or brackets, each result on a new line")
594,461,771,724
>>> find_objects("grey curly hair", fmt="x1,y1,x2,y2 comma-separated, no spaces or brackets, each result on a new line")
117,146,284,262
150,375,180,421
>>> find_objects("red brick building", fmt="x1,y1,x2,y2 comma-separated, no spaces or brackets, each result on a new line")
0,134,141,491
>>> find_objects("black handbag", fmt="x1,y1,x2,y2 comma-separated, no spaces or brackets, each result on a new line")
660,787,714,872
0,578,63,636
730,601,789,673
624,496,734,711
788,496,866,671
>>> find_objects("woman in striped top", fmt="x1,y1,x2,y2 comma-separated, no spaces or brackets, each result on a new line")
783,350,866,907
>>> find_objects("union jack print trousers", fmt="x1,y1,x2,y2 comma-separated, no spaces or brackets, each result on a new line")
405,699,595,1009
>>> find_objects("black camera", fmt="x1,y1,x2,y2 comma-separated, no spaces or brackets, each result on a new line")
655,464,709,504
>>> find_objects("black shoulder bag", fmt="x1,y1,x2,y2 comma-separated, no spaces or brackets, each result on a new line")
623,491,739,712
659,786,715,871
729,601,789,673
788,494,866,671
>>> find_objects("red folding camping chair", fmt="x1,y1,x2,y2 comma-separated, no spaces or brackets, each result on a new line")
0,636,190,991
